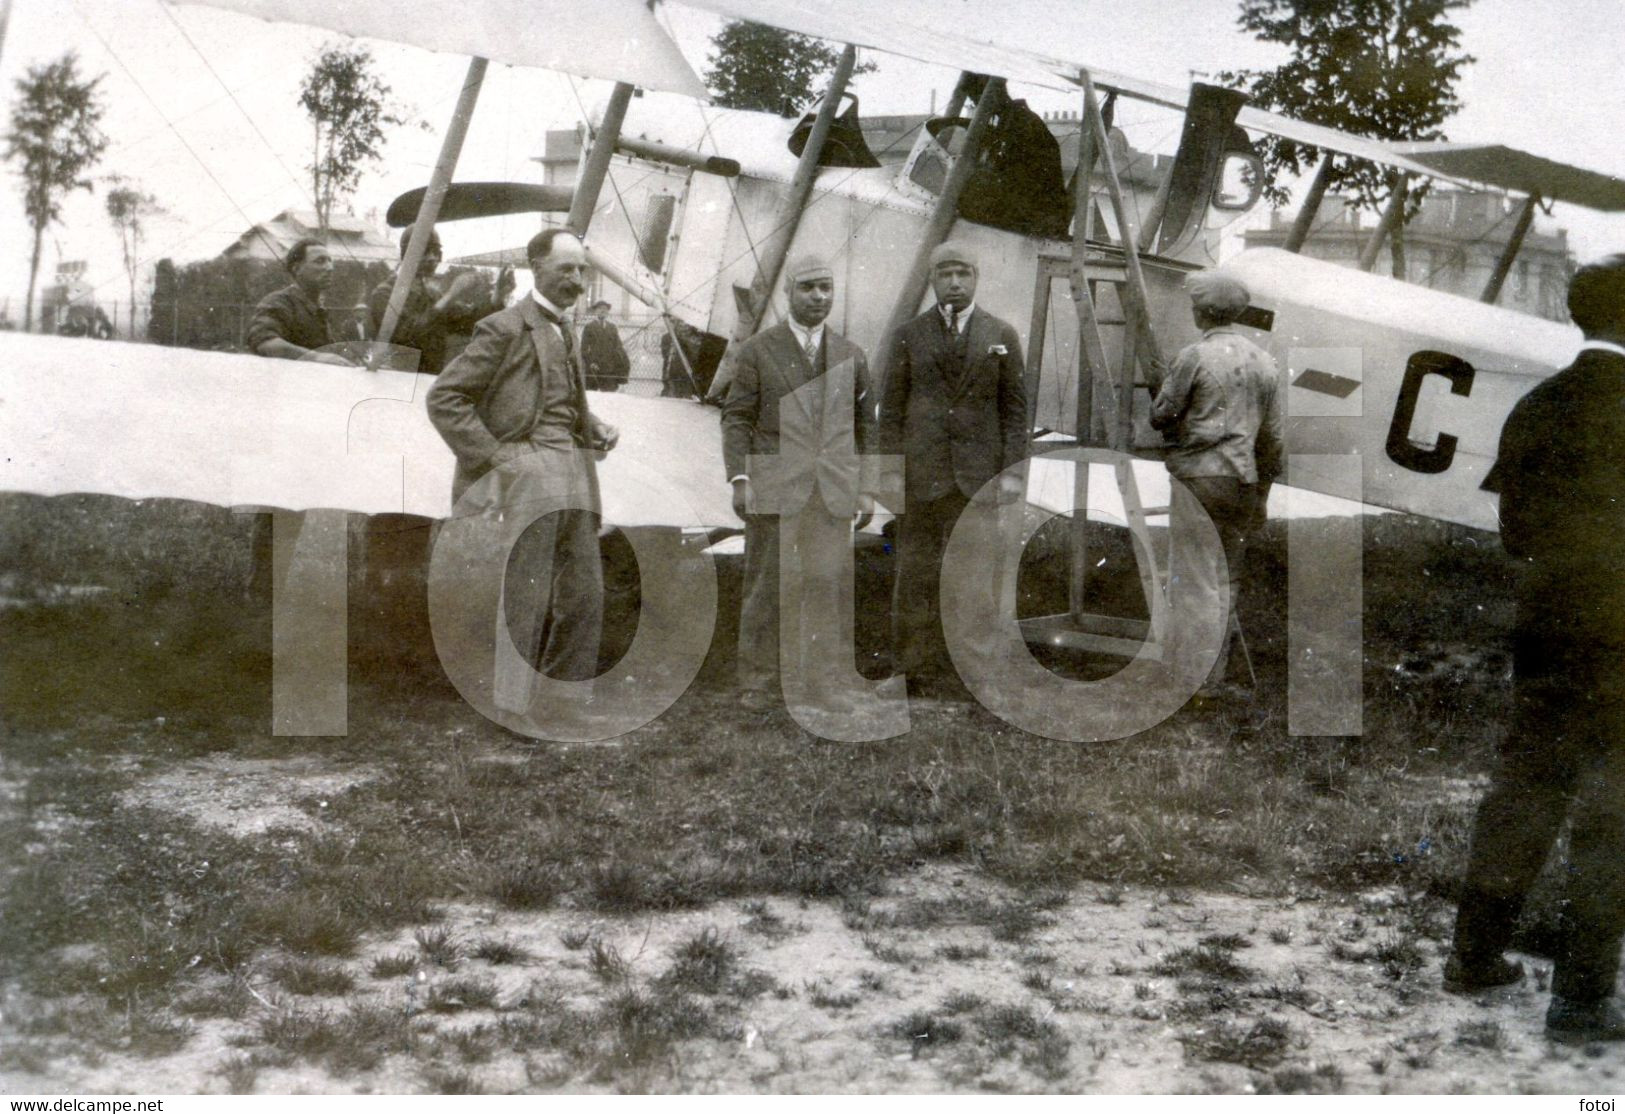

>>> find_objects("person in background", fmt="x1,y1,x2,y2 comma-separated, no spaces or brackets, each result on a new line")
580,299,631,391
243,237,353,599
368,227,513,375
660,315,702,398
245,238,354,366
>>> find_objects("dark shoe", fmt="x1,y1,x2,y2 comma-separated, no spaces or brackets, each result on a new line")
1442,954,1524,994
1545,996,1625,1044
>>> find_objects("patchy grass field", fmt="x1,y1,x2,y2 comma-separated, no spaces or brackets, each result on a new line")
0,492,1610,1093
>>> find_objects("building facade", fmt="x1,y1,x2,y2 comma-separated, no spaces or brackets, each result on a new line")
1244,189,1573,321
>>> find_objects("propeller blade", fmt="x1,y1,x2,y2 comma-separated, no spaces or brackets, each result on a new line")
386,182,573,227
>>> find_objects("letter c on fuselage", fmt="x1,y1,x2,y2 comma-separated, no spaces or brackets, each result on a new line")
1385,350,1475,475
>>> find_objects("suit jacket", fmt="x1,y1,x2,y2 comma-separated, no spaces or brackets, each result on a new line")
878,305,1027,502
721,322,874,516
427,298,608,505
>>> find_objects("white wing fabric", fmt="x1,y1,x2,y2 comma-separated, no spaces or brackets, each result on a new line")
168,0,709,98
0,333,737,528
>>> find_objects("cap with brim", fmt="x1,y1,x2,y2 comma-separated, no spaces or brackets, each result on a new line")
930,241,978,271
1186,271,1250,317
784,253,834,285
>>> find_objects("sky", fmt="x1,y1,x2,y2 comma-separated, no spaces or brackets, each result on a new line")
2,0,1623,317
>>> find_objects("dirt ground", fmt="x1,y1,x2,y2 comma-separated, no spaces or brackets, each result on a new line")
3,750,1619,1096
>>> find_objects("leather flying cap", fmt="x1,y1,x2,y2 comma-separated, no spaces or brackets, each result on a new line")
930,241,979,271
784,253,834,286
1186,270,1250,319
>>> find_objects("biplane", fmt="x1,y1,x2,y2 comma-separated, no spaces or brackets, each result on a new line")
4,0,1624,706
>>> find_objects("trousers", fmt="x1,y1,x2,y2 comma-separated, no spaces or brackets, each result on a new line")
738,504,853,696
1453,653,1625,1002
1169,476,1260,687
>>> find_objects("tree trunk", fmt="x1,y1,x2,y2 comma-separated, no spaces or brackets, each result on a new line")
24,225,42,332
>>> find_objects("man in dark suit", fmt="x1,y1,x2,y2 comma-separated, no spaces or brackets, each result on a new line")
1444,254,1625,1044
878,240,1027,695
723,255,876,713
427,229,618,728
580,300,631,391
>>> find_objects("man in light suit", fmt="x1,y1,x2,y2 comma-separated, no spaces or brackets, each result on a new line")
722,254,875,712
427,229,618,725
878,240,1027,696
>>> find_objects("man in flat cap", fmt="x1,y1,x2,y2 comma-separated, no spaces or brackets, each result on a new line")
580,299,630,391
878,240,1027,698
1444,254,1625,1043
1150,269,1282,698
723,254,876,714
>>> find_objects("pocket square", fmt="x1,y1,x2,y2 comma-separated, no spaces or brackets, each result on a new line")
989,344,1008,356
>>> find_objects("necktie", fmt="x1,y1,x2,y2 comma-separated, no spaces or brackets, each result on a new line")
803,332,819,367
537,305,574,360
946,308,959,336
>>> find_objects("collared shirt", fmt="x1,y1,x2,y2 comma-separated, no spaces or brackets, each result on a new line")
1150,325,1283,483
245,282,333,356
786,317,825,359
938,301,975,334
531,289,571,339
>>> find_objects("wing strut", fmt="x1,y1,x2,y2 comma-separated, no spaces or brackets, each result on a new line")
1357,175,1409,273
871,74,1002,388
706,44,861,404
1481,193,1541,305
376,57,489,350
568,83,637,237
1284,154,1337,254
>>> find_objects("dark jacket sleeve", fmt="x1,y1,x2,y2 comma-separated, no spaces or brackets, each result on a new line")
1491,399,1539,561
997,321,1028,469
877,327,911,458
426,315,515,473
245,291,292,354
720,338,761,482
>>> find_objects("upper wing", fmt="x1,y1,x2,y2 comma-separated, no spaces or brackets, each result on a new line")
1386,142,1625,210
168,0,709,98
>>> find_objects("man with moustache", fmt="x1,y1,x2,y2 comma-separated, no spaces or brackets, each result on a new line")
427,229,618,723
878,240,1026,698
723,254,875,713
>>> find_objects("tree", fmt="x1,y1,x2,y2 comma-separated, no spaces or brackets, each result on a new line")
4,53,108,331
299,43,407,230
105,175,164,326
705,21,874,116
1220,0,1474,275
